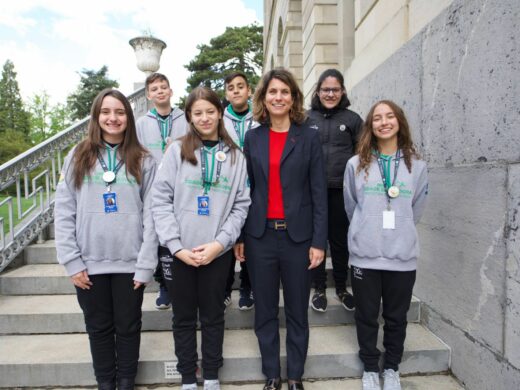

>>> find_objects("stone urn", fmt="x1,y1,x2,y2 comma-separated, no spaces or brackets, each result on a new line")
129,36,167,75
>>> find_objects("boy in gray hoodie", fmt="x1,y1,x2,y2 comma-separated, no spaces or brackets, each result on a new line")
136,72,187,309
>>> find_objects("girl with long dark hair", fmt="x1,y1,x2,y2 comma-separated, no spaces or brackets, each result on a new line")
151,87,250,390
344,100,428,390
55,88,158,390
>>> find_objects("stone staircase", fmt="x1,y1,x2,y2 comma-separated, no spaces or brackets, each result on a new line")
0,231,459,389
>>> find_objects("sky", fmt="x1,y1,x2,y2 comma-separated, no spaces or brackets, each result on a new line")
0,0,263,106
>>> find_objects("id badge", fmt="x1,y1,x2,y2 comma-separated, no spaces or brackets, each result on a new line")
383,210,395,229
103,192,118,213
197,195,210,216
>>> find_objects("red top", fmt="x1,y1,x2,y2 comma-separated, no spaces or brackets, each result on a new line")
267,129,288,219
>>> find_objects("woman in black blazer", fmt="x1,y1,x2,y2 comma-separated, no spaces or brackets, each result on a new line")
234,68,328,390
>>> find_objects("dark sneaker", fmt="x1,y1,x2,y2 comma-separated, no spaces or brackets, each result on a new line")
155,286,171,310
263,378,281,390
336,290,355,311
238,288,255,310
310,288,327,312
224,292,232,307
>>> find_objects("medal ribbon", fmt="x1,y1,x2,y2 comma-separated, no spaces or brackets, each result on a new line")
97,146,124,186
200,142,223,195
376,149,401,205
154,109,174,152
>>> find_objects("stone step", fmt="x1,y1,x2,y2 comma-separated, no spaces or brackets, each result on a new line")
16,374,465,389
0,259,348,295
0,289,420,334
0,324,450,388
23,240,346,289
23,240,58,264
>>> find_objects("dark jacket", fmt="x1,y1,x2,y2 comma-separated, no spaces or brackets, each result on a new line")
243,123,328,250
307,108,363,188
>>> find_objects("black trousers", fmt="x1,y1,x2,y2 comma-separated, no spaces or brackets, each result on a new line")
225,251,252,295
245,229,311,380
76,273,144,384
312,188,349,291
161,249,232,384
351,266,416,372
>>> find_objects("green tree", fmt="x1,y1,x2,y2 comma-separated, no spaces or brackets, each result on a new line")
0,130,32,165
184,23,263,101
67,66,119,120
49,103,70,134
0,60,31,137
28,92,50,144
28,92,71,144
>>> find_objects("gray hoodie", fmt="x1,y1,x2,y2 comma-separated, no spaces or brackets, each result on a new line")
151,141,251,256
343,153,428,271
223,105,259,149
54,146,158,282
136,107,187,163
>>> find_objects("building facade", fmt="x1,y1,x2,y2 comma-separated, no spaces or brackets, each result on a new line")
263,1,520,389
264,0,453,101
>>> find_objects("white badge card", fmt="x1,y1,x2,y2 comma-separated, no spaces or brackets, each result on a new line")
382,210,395,229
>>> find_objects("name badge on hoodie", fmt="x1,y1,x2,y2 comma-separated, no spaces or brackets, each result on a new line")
383,210,395,229
103,192,118,213
198,195,210,216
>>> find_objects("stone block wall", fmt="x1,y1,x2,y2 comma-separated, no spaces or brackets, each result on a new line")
349,0,520,388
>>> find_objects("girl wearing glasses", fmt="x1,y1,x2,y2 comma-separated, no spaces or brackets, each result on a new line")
307,69,363,314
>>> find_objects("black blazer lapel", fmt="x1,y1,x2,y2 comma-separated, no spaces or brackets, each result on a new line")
281,123,301,164
256,125,269,180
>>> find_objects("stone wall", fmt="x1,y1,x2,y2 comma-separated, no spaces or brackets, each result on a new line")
348,0,520,388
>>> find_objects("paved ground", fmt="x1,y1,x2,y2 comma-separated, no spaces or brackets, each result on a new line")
20,373,465,389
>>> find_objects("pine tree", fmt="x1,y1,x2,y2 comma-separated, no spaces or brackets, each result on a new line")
0,60,31,137
185,24,263,99
67,66,119,120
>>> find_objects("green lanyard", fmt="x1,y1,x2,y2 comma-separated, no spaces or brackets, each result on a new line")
106,145,118,171
153,108,173,152
232,118,253,149
203,149,215,195
227,105,252,149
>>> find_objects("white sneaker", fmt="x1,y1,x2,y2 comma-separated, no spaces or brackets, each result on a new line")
203,379,220,390
382,369,401,390
362,371,381,390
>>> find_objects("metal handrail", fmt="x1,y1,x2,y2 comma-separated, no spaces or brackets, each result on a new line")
0,87,147,273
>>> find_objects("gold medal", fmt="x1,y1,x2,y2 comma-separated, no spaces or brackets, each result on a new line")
388,186,400,198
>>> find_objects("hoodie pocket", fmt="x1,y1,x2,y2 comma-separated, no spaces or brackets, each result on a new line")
78,212,143,261
349,215,418,261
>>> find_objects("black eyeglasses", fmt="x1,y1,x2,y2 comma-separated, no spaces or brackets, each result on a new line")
319,88,342,95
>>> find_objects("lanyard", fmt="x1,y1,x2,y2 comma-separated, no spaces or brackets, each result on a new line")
232,117,253,149
97,146,124,187
376,149,400,205
155,111,173,152
200,142,223,195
